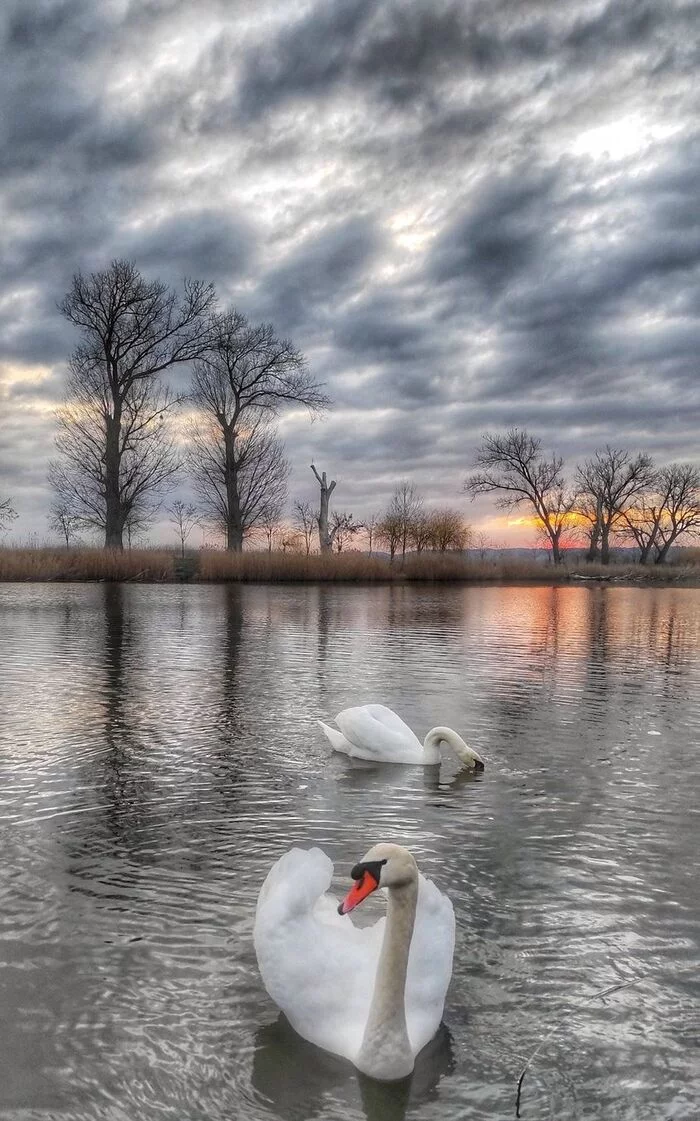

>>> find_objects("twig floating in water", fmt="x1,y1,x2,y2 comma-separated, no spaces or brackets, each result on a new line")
514,975,644,1118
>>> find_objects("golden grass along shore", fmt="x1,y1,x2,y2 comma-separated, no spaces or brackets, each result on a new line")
0,546,699,584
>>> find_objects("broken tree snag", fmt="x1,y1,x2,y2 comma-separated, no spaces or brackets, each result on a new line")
311,464,336,553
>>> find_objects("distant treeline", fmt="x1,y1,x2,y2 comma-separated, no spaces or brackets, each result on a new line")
1,261,698,566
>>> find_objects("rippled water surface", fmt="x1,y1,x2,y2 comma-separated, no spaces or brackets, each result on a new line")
0,582,698,1121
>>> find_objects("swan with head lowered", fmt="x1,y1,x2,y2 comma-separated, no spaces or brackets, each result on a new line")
254,843,454,1081
319,703,485,770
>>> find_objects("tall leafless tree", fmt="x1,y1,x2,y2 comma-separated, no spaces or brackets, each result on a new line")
189,414,289,548
57,260,215,548
190,309,327,550
310,464,336,553
619,463,700,563
387,481,424,561
0,496,18,534
575,446,655,564
50,372,180,545
293,500,316,555
465,429,575,565
50,371,179,544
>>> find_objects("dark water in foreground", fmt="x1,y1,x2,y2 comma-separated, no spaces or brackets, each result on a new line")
0,582,698,1121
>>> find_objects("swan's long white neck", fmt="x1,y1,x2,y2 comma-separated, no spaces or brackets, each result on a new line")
356,877,418,1080
423,726,484,768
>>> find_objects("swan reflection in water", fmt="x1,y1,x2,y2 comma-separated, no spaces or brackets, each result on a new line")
335,756,486,797
252,1015,454,1121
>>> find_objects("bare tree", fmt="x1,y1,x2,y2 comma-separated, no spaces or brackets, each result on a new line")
465,429,575,565
50,375,180,545
48,499,82,547
575,446,655,564
0,496,18,534
619,463,700,563
124,504,153,550
387,481,424,561
293,500,316,555
189,414,289,547
258,512,283,553
190,309,327,551
471,530,493,561
427,507,471,552
575,493,604,562
168,500,200,558
331,511,362,553
280,530,303,553
652,463,700,562
310,465,336,553
376,512,403,561
58,259,216,548
365,511,380,556
408,511,432,553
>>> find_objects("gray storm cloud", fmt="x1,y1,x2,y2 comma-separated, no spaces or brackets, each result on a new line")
0,0,699,539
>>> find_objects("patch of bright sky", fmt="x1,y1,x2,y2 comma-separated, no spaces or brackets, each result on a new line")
0,363,53,392
570,113,684,162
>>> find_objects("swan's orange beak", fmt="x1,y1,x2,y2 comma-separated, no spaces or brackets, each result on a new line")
338,869,380,915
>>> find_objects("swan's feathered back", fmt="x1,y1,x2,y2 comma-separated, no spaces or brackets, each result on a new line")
331,704,425,764
254,846,454,1065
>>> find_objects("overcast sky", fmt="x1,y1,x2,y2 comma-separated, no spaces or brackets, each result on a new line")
1,0,699,545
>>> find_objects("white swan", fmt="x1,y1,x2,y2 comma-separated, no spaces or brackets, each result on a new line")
319,703,485,769
254,843,455,1081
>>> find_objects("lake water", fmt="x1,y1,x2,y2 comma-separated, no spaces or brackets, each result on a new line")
0,582,698,1121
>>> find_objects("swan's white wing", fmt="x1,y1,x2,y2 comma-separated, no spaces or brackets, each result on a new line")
334,704,425,764
405,874,455,1054
254,847,384,1063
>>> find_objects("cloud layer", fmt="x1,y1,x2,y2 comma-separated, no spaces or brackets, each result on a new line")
1,0,699,542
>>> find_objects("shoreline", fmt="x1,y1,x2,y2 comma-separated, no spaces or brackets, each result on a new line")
1,547,699,587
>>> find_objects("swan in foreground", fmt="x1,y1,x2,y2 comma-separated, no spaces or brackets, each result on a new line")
319,704,485,769
254,843,455,1081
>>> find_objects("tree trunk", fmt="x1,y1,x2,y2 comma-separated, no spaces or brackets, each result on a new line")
585,499,602,562
540,512,563,565
225,428,243,552
311,465,336,554
654,538,673,564
104,411,123,549
550,531,562,565
600,524,611,565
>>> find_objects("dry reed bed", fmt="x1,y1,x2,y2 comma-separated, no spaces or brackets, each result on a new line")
0,547,175,582
0,547,698,584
